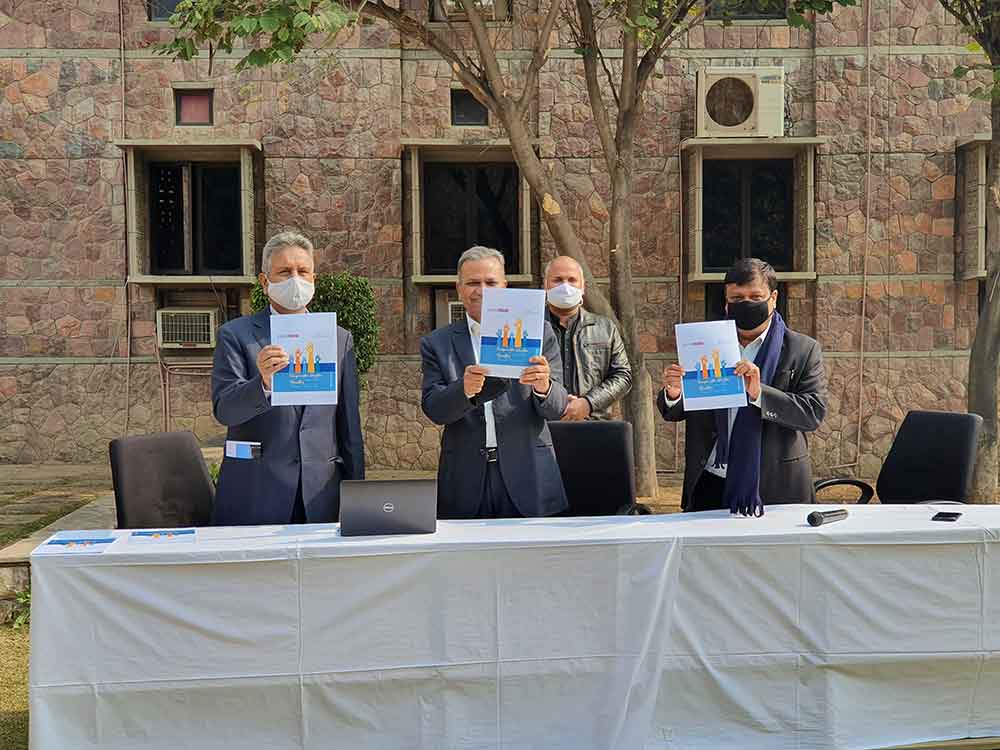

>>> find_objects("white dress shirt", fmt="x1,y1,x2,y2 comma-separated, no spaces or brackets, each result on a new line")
665,319,770,478
466,315,498,448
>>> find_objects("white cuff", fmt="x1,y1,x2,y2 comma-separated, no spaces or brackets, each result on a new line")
663,388,682,408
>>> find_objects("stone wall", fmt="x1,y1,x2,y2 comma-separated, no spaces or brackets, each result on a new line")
0,0,994,483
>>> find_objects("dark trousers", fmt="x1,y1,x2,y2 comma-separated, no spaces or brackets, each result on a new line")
476,460,522,519
289,474,307,523
686,469,728,513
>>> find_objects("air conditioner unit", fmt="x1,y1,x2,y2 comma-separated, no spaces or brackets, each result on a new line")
696,66,784,138
156,307,219,349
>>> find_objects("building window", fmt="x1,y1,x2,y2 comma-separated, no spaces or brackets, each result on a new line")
120,143,258,283
702,158,794,273
407,146,531,283
175,90,213,126
148,0,181,21
451,90,489,127
423,162,519,275
149,162,242,275
706,0,786,21
430,0,511,21
705,282,788,322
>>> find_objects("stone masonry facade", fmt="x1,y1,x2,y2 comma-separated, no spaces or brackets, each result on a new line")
0,0,991,480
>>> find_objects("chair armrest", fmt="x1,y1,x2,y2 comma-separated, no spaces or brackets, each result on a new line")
616,502,652,516
917,499,965,505
814,478,876,504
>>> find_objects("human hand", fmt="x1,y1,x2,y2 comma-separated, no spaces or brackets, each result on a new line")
257,345,289,389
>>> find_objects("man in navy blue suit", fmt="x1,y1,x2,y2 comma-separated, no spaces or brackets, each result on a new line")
211,231,364,525
420,246,568,519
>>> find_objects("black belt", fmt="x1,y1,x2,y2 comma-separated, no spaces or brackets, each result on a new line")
481,447,498,462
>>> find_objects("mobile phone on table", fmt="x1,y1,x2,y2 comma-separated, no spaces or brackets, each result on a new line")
931,511,962,522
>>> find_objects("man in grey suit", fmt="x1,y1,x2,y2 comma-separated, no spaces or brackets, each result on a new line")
211,231,364,525
659,258,827,514
421,246,569,519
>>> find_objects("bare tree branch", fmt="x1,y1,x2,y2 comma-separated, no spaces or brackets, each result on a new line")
457,0,509,103
516,0,564,117
358,0,499,107
575,0,618,171
635,0,701,99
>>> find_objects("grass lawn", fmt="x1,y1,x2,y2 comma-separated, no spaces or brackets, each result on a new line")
0,625,29,750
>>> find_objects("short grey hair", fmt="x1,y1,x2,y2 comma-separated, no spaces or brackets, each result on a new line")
542,255,582,280
456,246,505,278
261,231,314,274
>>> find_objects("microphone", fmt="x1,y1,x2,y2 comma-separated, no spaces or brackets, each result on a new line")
807,508,848,527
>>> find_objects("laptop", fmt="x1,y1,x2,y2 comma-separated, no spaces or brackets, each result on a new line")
339,479,438,536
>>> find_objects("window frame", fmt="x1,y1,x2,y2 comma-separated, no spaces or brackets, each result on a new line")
450,89,489,127
147,0,181,22
117,140,260,286
704,0,787,21
682,138,821,283
406,144,532,285
174,89,214,127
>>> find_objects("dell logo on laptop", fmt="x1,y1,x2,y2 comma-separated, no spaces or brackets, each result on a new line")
382,503,395,513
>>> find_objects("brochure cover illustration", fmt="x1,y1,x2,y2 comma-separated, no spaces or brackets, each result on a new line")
34,530,118,555
478,288,546,379
674,320,748,411
270,312,338,406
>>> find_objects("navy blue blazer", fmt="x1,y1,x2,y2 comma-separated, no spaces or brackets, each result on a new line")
420,319,569,518
211,309,365,525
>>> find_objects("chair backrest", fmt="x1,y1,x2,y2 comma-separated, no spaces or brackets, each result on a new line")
876,410,983,503
109,431,215,529
548,420,636,516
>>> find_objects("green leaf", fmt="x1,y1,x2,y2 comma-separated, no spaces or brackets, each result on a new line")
953,65,970,79
635,14,655,27
259,13,281,32
967,40,983,54
293,11,314,28
278,26,290,41
297,0,313,8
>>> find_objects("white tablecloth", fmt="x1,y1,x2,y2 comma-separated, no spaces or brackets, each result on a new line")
29,504,1000,749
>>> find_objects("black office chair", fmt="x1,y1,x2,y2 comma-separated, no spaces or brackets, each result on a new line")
548,420,651,516
109,431,215,528
814,410,982,504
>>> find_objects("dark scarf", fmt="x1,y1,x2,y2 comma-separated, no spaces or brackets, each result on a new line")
713,312,787,517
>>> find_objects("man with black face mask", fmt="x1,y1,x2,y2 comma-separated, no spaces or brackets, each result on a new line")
658,258,827,514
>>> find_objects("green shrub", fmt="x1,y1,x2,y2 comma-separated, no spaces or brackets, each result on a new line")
251,272,379,376
11,588,29,629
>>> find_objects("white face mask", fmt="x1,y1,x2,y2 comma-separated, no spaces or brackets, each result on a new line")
267,276,314,311
546,282,584,310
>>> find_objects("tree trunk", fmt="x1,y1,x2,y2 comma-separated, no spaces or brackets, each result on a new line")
608,139,658,499
498,107,620,322
968,95,1000,502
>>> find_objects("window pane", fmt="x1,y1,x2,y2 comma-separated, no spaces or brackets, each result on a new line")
706,0,785,20
193,164,242,275
149,0,181,21
149,164,186,273
451,90,488,126
748,160,794,271
702,160,742,273
176,91,213,126
423,163,519,275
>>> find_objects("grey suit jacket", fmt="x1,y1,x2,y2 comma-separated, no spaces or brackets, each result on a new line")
420,319,569,518
211,309,365,525
658,327,827,510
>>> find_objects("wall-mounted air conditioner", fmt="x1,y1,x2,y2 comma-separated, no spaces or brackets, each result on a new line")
156,307,219,349
696,66,784,138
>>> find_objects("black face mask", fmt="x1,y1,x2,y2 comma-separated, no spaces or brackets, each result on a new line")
726,299,772,331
